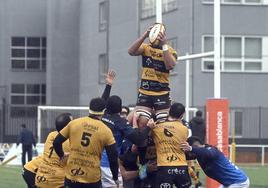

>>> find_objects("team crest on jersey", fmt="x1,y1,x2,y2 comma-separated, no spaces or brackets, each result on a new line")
142,81,150,90
146,58,152,65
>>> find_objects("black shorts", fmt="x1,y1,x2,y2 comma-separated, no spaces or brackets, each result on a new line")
64,178,101,188
156,166,191,188
136,92,171,111
22,168,37,188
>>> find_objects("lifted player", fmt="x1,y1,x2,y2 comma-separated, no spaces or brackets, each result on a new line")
128,24,178,126
35,113,73,188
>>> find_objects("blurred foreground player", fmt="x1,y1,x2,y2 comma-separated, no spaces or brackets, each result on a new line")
181,136,250,188
53,98,119,188
128,23,177,127
35,113,73,188
22,155,43,188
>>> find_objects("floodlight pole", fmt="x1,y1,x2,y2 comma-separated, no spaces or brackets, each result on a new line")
214,0,221,98
156,0,162,23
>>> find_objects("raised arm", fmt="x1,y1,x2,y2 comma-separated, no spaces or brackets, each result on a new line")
101,70,116,101
128,26,152,56
158,32,177,70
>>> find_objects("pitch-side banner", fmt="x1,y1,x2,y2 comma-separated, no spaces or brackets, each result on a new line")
206,98,229,188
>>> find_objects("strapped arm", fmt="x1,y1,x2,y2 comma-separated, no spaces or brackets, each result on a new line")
53,133,67,159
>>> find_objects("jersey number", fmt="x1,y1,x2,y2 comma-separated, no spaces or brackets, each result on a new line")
48,146,53,158
81,132,92,147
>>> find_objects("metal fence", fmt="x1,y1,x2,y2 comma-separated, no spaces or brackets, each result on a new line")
230,144,268,166
1,104,268,143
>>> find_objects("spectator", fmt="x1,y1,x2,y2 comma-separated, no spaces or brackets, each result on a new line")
190,110,206,143
17,124,36,166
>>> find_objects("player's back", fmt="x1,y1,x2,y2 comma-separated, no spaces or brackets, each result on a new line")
198,146,248,186
152,120,188,167
65,116,115,183
35,131,69,188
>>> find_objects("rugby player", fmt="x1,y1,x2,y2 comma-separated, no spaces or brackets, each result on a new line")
53,98,119,188
147,102,191,188
101,96,153,188
128,24,178,126
181,136,250,188
22,155,43,188
35,113,73,188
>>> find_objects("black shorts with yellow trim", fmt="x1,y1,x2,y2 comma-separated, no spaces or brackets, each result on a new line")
136,92,171,111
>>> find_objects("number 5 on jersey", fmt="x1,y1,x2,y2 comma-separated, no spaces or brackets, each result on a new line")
81,132,92,147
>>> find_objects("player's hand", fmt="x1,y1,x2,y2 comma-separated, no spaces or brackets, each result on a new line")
143,25,154,38
132,112,140,128
157,31,167,46
147,118,155,129
105,70,116,86
114,179,120,188
180,141,192,152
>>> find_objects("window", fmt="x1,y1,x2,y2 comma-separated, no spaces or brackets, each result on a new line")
10,84,46,117
141,0,178,19
229,110,243,137
11,37,46,71
99,1,108,31
99,54,108,84
202,35,263,72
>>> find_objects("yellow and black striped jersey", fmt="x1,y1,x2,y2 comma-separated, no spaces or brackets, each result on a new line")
139,43,177,96
152,120,188,167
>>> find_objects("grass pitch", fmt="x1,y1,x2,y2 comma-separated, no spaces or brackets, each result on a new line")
0,164,267,188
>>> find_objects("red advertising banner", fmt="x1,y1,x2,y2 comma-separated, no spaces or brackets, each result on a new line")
206,98,229,188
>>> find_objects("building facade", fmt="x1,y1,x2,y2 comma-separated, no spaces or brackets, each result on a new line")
0,0,267,143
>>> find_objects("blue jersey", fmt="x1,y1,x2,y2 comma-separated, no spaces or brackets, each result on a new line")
101,114,134,167
192,145,248,186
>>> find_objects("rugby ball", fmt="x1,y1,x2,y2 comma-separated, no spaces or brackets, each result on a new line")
149,23,165,46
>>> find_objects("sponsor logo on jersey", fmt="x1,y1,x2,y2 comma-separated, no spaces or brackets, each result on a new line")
166,154,178,162
36,175,47,183
71,167,85,176
160,183,171,188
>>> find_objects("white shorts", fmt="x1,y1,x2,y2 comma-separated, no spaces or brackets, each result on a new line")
220,178,250,188
101,167,123,188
